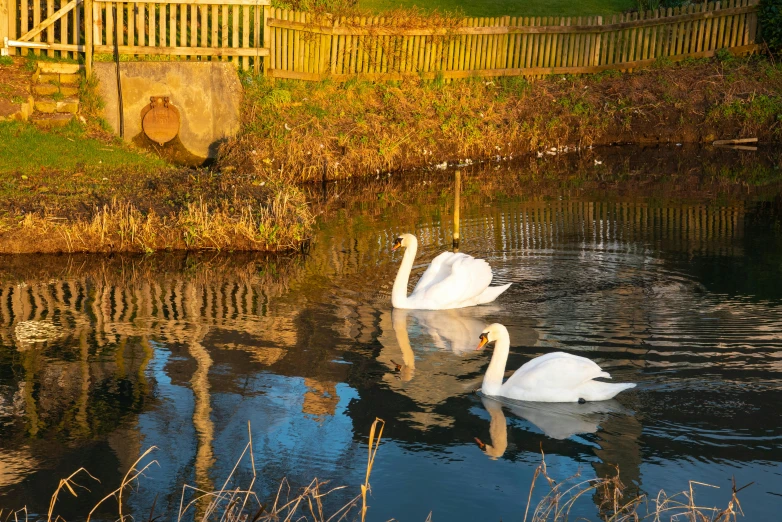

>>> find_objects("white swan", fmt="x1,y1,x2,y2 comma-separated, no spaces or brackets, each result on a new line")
391,233,511,310
478,324,636,403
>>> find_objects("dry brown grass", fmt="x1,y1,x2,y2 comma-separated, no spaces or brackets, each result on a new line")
524,449,749,522
3,419,386,522
0,188,313,254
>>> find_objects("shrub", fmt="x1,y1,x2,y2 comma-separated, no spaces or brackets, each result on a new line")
760,0,782,52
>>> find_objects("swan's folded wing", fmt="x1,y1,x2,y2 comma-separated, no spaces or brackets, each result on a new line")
412,252,469,294
418,255,493,307
505,354,609,391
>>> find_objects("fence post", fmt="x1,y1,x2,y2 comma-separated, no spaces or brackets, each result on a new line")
593,16,603,66
0,0,10,56
85,0,93,77
262,4,270,76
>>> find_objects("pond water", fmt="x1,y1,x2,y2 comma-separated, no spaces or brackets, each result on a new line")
2,149,782,520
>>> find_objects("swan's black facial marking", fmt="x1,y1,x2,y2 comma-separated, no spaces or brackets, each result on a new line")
392,237,403,251
477,333,489,350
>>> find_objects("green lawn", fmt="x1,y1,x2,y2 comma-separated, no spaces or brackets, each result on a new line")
0,121,167,174
359,0,636,17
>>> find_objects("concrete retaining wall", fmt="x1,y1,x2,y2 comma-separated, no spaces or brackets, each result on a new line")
95,62,243,162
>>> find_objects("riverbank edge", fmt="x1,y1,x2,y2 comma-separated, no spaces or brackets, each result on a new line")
219,52,782,181
1,53,781,254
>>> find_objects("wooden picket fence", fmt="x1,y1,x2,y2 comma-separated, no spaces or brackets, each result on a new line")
1,0,762,80
266,0,762,81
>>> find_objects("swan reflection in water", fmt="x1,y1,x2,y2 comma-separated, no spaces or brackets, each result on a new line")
476,395,644,506
388,306,492,380
476,395,630,457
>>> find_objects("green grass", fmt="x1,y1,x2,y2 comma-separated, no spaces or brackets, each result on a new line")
0,121,168,174
359,0,636,17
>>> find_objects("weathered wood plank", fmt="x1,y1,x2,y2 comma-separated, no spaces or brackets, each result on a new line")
266,6,756,36
94,43,270,55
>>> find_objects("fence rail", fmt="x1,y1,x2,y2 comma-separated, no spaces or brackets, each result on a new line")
1,0,763,80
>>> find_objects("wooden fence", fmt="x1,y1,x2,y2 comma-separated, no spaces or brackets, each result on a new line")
1,0,762,80
266,0,761,81
2,0,271,74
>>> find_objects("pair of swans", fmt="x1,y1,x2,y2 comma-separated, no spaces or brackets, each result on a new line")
391,234,636,403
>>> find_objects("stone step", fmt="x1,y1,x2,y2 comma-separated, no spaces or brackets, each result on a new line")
32,83,78,97
31,113,74,129
34,72,60,84
59,73,80,85
33,83,59,96
33,71,80,85
60,86,78,97
35,98,80,114
37,62,82,75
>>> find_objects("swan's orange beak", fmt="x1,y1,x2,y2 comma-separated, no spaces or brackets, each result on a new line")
477,334,488,350
392,237,402,251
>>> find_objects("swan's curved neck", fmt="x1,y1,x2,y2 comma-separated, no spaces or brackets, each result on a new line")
482,328,510,396
392,237,418,308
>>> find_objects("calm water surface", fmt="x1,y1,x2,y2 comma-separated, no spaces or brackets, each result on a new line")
2,158,782,520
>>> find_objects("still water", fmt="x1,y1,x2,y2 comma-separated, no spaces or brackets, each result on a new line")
2,154,782,520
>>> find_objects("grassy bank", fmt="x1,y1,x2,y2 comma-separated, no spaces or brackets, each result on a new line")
0,124,313,254
220,54,782,182
3,53,781,253
0,120,167,173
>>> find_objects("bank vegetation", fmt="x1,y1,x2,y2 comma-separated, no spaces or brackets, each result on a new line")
220,53,782,182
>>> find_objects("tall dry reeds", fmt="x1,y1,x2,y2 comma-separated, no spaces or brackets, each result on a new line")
1,418,753,522
523,449,749,522
5,419,386,522
0,188,313,254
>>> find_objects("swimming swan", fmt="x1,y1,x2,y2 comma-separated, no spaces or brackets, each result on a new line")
478,324,636,402
391,233,511,310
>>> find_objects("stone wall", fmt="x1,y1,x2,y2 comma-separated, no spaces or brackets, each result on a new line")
94,62,243,163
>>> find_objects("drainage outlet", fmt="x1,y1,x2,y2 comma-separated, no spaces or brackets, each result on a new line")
143,96,180,146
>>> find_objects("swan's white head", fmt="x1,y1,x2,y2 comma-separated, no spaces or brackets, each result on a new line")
477,323,508,350
391,233,416,252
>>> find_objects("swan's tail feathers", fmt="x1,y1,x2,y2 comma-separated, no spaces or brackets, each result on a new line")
581,381,636,402
476,283,512,305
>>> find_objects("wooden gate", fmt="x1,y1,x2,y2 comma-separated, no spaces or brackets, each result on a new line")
3,0,85,58
2,0,270,75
